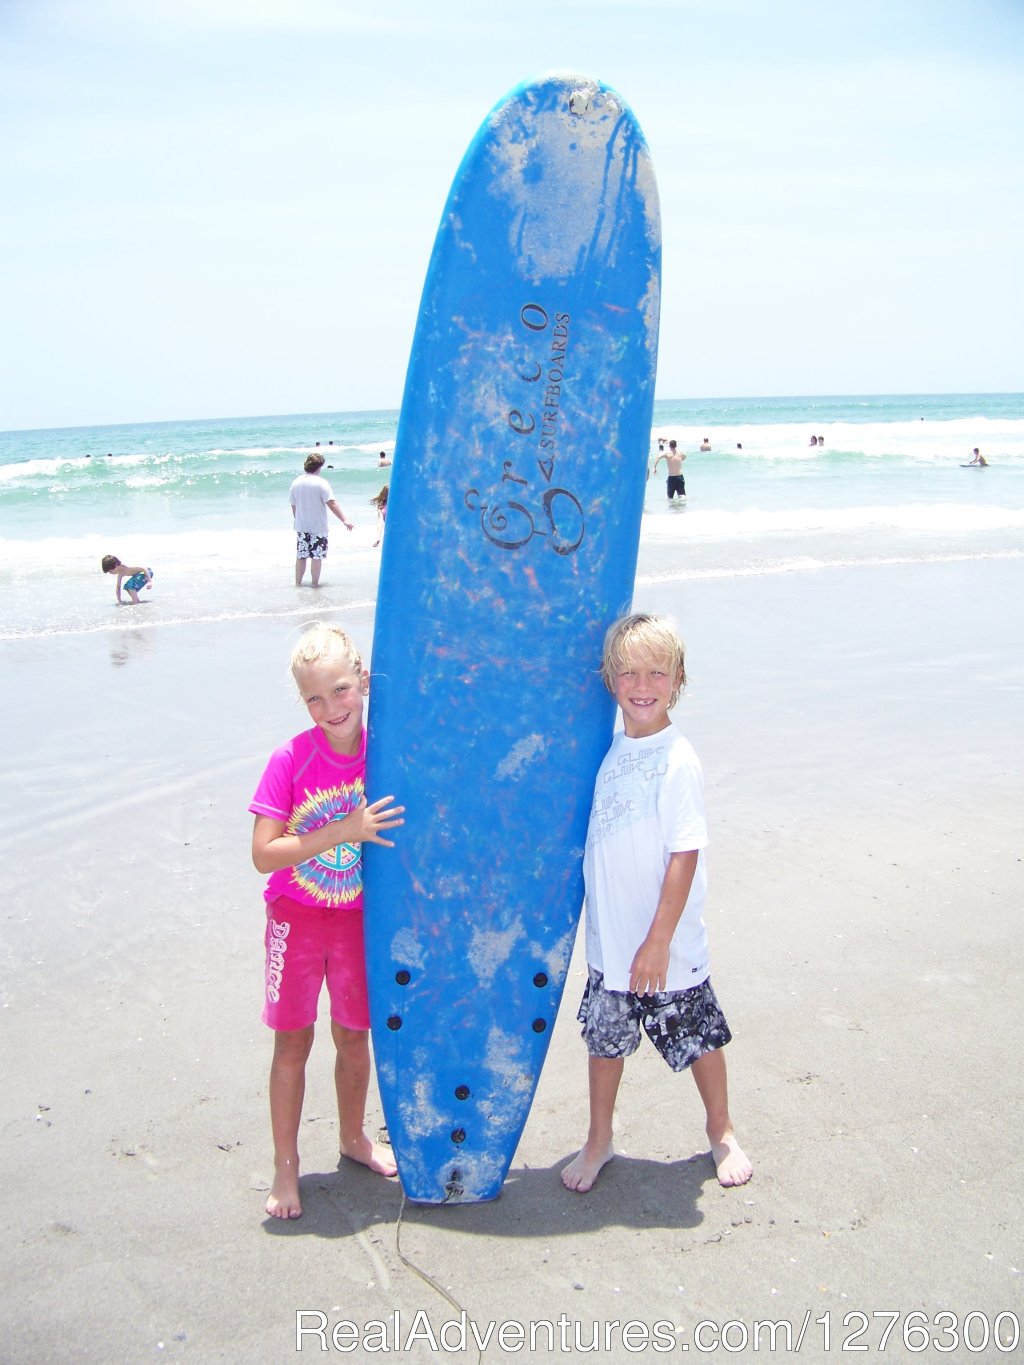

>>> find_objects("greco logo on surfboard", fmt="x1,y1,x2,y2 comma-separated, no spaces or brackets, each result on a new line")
464,302,585,557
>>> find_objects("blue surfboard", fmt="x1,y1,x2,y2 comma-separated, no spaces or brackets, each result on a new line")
365,72,661,1204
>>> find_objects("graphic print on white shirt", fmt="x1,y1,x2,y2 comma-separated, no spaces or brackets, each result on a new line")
583,727,711,993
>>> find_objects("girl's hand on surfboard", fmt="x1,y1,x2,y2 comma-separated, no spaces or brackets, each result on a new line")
345,794,405,847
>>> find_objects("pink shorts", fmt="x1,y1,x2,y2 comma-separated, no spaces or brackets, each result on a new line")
262,895,369,1032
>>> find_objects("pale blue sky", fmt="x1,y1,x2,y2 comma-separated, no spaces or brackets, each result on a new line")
2,0,1022,430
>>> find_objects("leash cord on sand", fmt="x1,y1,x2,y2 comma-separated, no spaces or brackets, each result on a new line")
394,1192,482,1365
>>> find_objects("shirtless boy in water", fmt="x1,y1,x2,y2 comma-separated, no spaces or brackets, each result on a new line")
100,555,153,604
653,439,687,499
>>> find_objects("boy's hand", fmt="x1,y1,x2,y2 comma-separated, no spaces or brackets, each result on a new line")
343,795,405,847
629,851,698,993
629,937,670,995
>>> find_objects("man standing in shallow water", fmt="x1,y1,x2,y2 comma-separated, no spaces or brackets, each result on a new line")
653,439,687,501
289,454,353,587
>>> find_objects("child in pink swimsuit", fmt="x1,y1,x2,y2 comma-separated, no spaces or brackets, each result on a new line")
250,622,405,1219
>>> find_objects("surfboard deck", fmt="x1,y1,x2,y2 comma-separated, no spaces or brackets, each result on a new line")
365,72,661,1204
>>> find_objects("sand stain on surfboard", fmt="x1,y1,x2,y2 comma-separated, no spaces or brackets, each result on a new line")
364,73,661,1203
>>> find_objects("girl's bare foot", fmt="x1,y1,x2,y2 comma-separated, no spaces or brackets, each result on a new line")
561,1140,614,1193
340,1132,398,1177
711,1132,753,1187
266,1159,302,1218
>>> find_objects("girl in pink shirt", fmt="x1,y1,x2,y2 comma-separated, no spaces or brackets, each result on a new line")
250,622,404,1219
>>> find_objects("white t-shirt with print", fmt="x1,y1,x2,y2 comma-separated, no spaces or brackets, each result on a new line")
583,725,710,992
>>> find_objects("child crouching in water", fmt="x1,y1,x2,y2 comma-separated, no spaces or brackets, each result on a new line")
101,555,153,604
562,613,752,1194
250,622,404,1219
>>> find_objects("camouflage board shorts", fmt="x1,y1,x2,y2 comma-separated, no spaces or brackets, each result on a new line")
296,532,328,559
578,967,732,1073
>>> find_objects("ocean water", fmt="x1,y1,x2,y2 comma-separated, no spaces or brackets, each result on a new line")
0,394,1021,641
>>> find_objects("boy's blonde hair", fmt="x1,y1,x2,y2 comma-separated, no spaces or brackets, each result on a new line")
600,612,687,703
289,622,364,684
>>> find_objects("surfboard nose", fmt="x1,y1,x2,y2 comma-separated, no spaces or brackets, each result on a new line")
568,84,591,116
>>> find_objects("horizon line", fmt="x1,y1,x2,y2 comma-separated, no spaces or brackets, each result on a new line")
3,390,1021,439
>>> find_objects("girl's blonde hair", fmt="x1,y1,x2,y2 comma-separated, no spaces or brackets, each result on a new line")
289,622,364,684
600,612,687,704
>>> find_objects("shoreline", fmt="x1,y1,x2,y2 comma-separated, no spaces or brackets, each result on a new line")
2,555,1022,1361
3,524,1022,645
3,390,1021,645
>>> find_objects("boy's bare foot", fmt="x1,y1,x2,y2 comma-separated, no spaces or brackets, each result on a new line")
561,1140,614,1193
340,1133,398,1177
711,1133,753,1187
266,1159,302,1219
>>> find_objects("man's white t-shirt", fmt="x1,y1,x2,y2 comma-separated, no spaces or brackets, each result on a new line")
583,725,710,993
289,473,334,538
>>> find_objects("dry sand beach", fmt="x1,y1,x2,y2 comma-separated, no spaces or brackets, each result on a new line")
2,553,1022,1363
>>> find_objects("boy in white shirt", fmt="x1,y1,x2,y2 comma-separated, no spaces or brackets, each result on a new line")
561,613,752,1193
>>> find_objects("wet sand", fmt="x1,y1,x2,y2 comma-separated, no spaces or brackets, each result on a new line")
2,555,1022,1362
